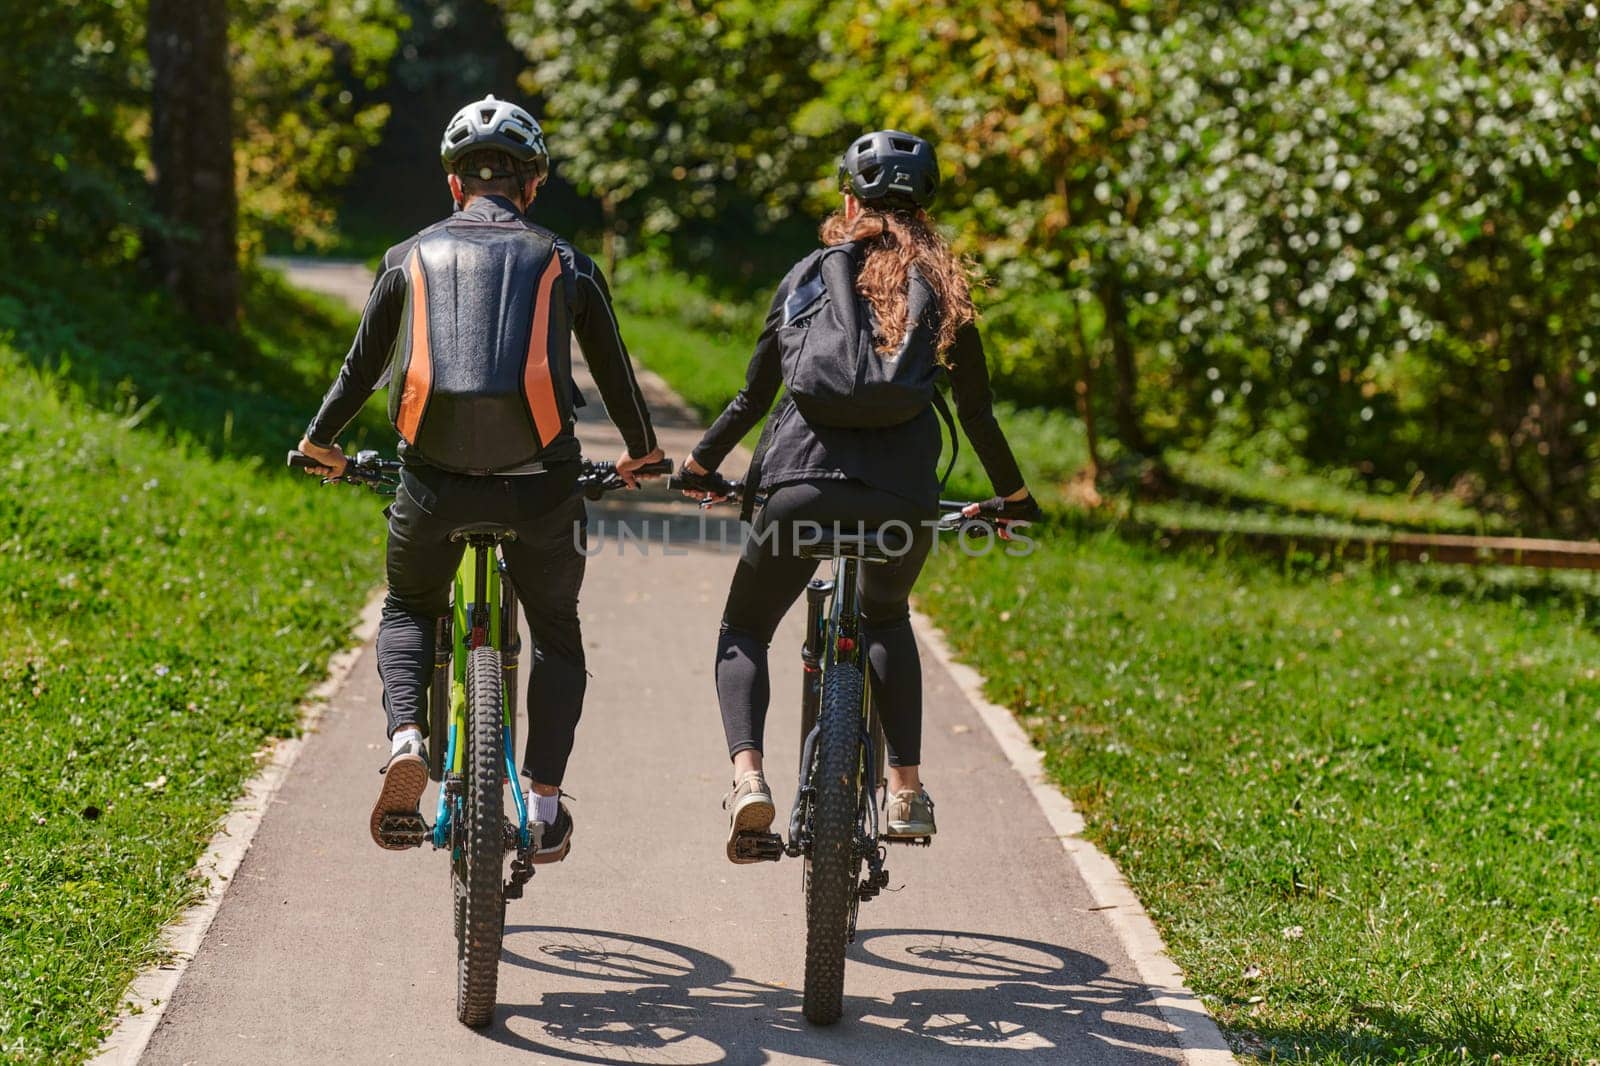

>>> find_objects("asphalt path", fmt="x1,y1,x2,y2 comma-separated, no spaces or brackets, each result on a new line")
138,260,1202,1065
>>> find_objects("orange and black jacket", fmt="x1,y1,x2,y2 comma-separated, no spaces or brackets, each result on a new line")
305,195,657,469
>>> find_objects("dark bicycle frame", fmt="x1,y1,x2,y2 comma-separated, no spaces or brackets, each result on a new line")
673,472,991,913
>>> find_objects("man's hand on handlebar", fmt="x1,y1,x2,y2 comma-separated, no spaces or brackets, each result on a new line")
296,436,348,479
615,447,667,489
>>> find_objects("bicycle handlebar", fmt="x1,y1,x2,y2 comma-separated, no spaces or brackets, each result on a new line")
287,451,673,499
286,448,401,490
577,458,674,499
668,470,1016,538
668,468,743,500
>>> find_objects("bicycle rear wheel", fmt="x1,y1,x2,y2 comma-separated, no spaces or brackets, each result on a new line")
455,644,505,1028
802,661,866,1025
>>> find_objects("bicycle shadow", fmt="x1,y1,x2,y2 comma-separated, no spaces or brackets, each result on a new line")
486,925,1198,1065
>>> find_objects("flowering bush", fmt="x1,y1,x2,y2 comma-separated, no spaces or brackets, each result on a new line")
1111,0,1600,530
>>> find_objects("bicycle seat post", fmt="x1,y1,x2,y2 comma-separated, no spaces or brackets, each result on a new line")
446,526,515,646
833,556,861,649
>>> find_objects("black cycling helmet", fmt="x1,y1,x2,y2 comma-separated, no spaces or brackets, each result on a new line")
439,94,549,184
838,130,939,207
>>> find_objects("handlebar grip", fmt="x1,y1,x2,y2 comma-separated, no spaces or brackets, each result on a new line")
669,470,739,497
287,450,319,471
636,458,675,476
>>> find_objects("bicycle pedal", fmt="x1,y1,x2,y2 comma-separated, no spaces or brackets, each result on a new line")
377,812,429,849
884,835,932,847
732,831,784,863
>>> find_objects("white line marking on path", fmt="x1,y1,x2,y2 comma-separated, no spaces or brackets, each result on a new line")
90,592,386,1066
911,608,1238,1066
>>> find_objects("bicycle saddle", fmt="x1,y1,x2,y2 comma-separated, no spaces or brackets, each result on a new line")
447,522,519,543
797,528,907,562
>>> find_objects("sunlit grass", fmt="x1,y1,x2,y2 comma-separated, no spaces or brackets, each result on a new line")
920,537,1599,1063
0,265,383,1063
1162,453,1509,536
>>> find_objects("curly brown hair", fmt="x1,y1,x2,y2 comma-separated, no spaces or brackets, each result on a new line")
819,203,975,362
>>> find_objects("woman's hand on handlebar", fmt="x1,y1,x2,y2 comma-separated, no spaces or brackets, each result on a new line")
963,488,1042,539
615,447,667,489
679,456,729,504
295,436,348,479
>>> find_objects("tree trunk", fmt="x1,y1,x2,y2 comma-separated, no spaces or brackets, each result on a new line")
1071,309,1104,506
600,193,619,278
1078,357,1102,475
1098,274,1152,456
149,0,238,329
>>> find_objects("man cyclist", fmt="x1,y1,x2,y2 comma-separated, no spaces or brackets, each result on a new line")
295,95,663,862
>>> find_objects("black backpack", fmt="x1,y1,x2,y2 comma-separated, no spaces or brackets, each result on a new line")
388,222,577,474
743,242,958,520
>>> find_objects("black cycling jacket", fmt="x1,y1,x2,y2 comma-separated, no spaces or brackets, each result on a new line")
306,196,657,464
690,249,1026,509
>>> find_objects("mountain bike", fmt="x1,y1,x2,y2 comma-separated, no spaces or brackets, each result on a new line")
289,448,670,1027
670,469,1002,1025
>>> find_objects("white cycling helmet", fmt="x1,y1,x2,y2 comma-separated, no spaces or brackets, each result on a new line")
439,94,549,184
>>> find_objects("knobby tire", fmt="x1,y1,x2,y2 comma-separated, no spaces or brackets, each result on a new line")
802,661,866,1025
455,645,505,1027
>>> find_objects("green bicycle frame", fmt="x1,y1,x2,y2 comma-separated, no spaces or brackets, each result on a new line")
431,541,529,849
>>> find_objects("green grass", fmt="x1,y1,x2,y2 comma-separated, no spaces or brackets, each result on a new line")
610,258,765,422
1159,453,1510,536
920,539,1599,1063
621,265,1600,1062
264,210,397,272
0,257,385,1063
0,257,390,462
1127,501,1480,544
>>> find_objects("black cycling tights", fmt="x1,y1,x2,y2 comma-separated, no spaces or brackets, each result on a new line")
716,480,934,768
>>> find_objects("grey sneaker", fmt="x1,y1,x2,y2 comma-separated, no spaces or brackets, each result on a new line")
884,788,936,839
723,771,775,864
371,732,428,850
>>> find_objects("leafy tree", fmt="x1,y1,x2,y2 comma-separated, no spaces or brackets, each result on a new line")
813,0,1146,477
499,0,825,271
1,3,149,257
334,0,533,240
1114,0,1600,532
3,0,401,286
230,0,404,254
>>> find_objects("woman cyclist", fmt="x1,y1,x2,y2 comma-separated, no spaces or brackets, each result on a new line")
681,130,1042,863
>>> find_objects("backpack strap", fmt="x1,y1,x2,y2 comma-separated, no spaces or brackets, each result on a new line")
932,387,959,493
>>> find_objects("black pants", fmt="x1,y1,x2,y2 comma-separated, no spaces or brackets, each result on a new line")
716,479,934,768
378,462,587,786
